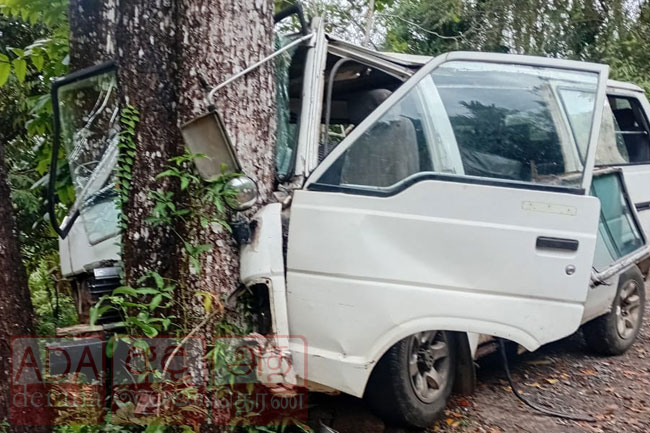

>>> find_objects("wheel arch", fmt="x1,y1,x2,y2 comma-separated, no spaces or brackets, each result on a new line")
360,318,540,396
636,256,650,280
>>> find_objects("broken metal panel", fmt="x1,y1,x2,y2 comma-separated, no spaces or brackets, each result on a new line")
239,203,296,385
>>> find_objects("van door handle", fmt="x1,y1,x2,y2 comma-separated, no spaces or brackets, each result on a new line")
536,236,579,251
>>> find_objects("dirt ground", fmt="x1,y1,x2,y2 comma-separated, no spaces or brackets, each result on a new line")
311,285,650,433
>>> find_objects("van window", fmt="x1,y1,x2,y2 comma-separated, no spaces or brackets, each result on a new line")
317,61,599,190
593,100,630,165
591,173,645,271
318,82,427,187
275,35,302,180
608,96,650,163
57,67,120,244
558,89,595,160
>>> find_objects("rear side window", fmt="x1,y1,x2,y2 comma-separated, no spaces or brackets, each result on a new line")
607,96,650,164
316,61,600,191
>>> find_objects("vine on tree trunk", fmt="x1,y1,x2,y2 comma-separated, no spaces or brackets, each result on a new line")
115,105,139,231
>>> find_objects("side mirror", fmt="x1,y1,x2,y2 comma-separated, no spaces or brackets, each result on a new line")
180,108,242,181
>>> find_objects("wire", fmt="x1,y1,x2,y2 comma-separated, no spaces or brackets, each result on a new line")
498,338,596,423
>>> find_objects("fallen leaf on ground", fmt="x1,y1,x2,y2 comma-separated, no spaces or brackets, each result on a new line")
527,359,553,366
603,404,618,415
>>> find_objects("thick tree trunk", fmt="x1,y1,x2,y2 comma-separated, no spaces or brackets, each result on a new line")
176,0,277,310
114,1,186,285
0,145,48,433
109,0,277,316
67,0,276,294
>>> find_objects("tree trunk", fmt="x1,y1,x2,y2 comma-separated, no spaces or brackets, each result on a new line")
0,145,48,433
114,1,186,286
110,0,277,321
175,0,277,316
67,0,276,295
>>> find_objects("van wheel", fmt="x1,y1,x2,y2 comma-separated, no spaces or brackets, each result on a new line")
583,266,645,355
365,331,456,428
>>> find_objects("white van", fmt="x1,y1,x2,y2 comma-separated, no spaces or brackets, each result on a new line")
49,16,650,428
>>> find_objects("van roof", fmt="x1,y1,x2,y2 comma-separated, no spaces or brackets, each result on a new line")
328,38,645,93
606,79,644,93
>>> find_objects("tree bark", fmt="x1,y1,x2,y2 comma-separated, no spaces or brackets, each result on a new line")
114,0,186,285
175,0,277,315
113,0,277,288
0,145,48,433
68,0,118,69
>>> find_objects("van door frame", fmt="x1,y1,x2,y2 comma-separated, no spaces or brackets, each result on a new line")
600,86,650,239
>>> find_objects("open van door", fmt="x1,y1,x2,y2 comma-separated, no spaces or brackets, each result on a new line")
285,52,609,397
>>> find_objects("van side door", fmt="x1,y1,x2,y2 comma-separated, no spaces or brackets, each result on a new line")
285,53,609,397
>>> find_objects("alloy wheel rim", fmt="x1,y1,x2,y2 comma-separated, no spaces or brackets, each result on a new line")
408,331,450,403
616,279,642,340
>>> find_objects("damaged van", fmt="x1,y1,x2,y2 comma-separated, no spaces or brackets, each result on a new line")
48,11,650,428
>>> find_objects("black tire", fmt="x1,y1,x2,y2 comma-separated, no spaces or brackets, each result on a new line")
583,266,645,356
364,331,456,428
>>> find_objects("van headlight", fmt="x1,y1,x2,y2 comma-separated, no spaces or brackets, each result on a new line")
225,176,258,211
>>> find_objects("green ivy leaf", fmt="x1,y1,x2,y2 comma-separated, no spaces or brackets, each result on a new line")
12,58,27,82
112,286,138,297
9,47,25,57
0,62,10,86
151,272,164,289
180,176,190,190
140,323,158,338
149,294,163,310
31,54,44,71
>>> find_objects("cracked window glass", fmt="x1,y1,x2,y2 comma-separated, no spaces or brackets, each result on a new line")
57,69,120,244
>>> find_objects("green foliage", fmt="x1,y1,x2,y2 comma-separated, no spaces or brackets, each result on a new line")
381,0,650,92
116,105,140,229
1,0,71,246
28,252,77,334
54,423,148,433
148,150,237,275
90,271,175,337
0,0,77,339
275,0,392,46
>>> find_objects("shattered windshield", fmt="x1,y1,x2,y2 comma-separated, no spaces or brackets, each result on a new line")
57,68,120,244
